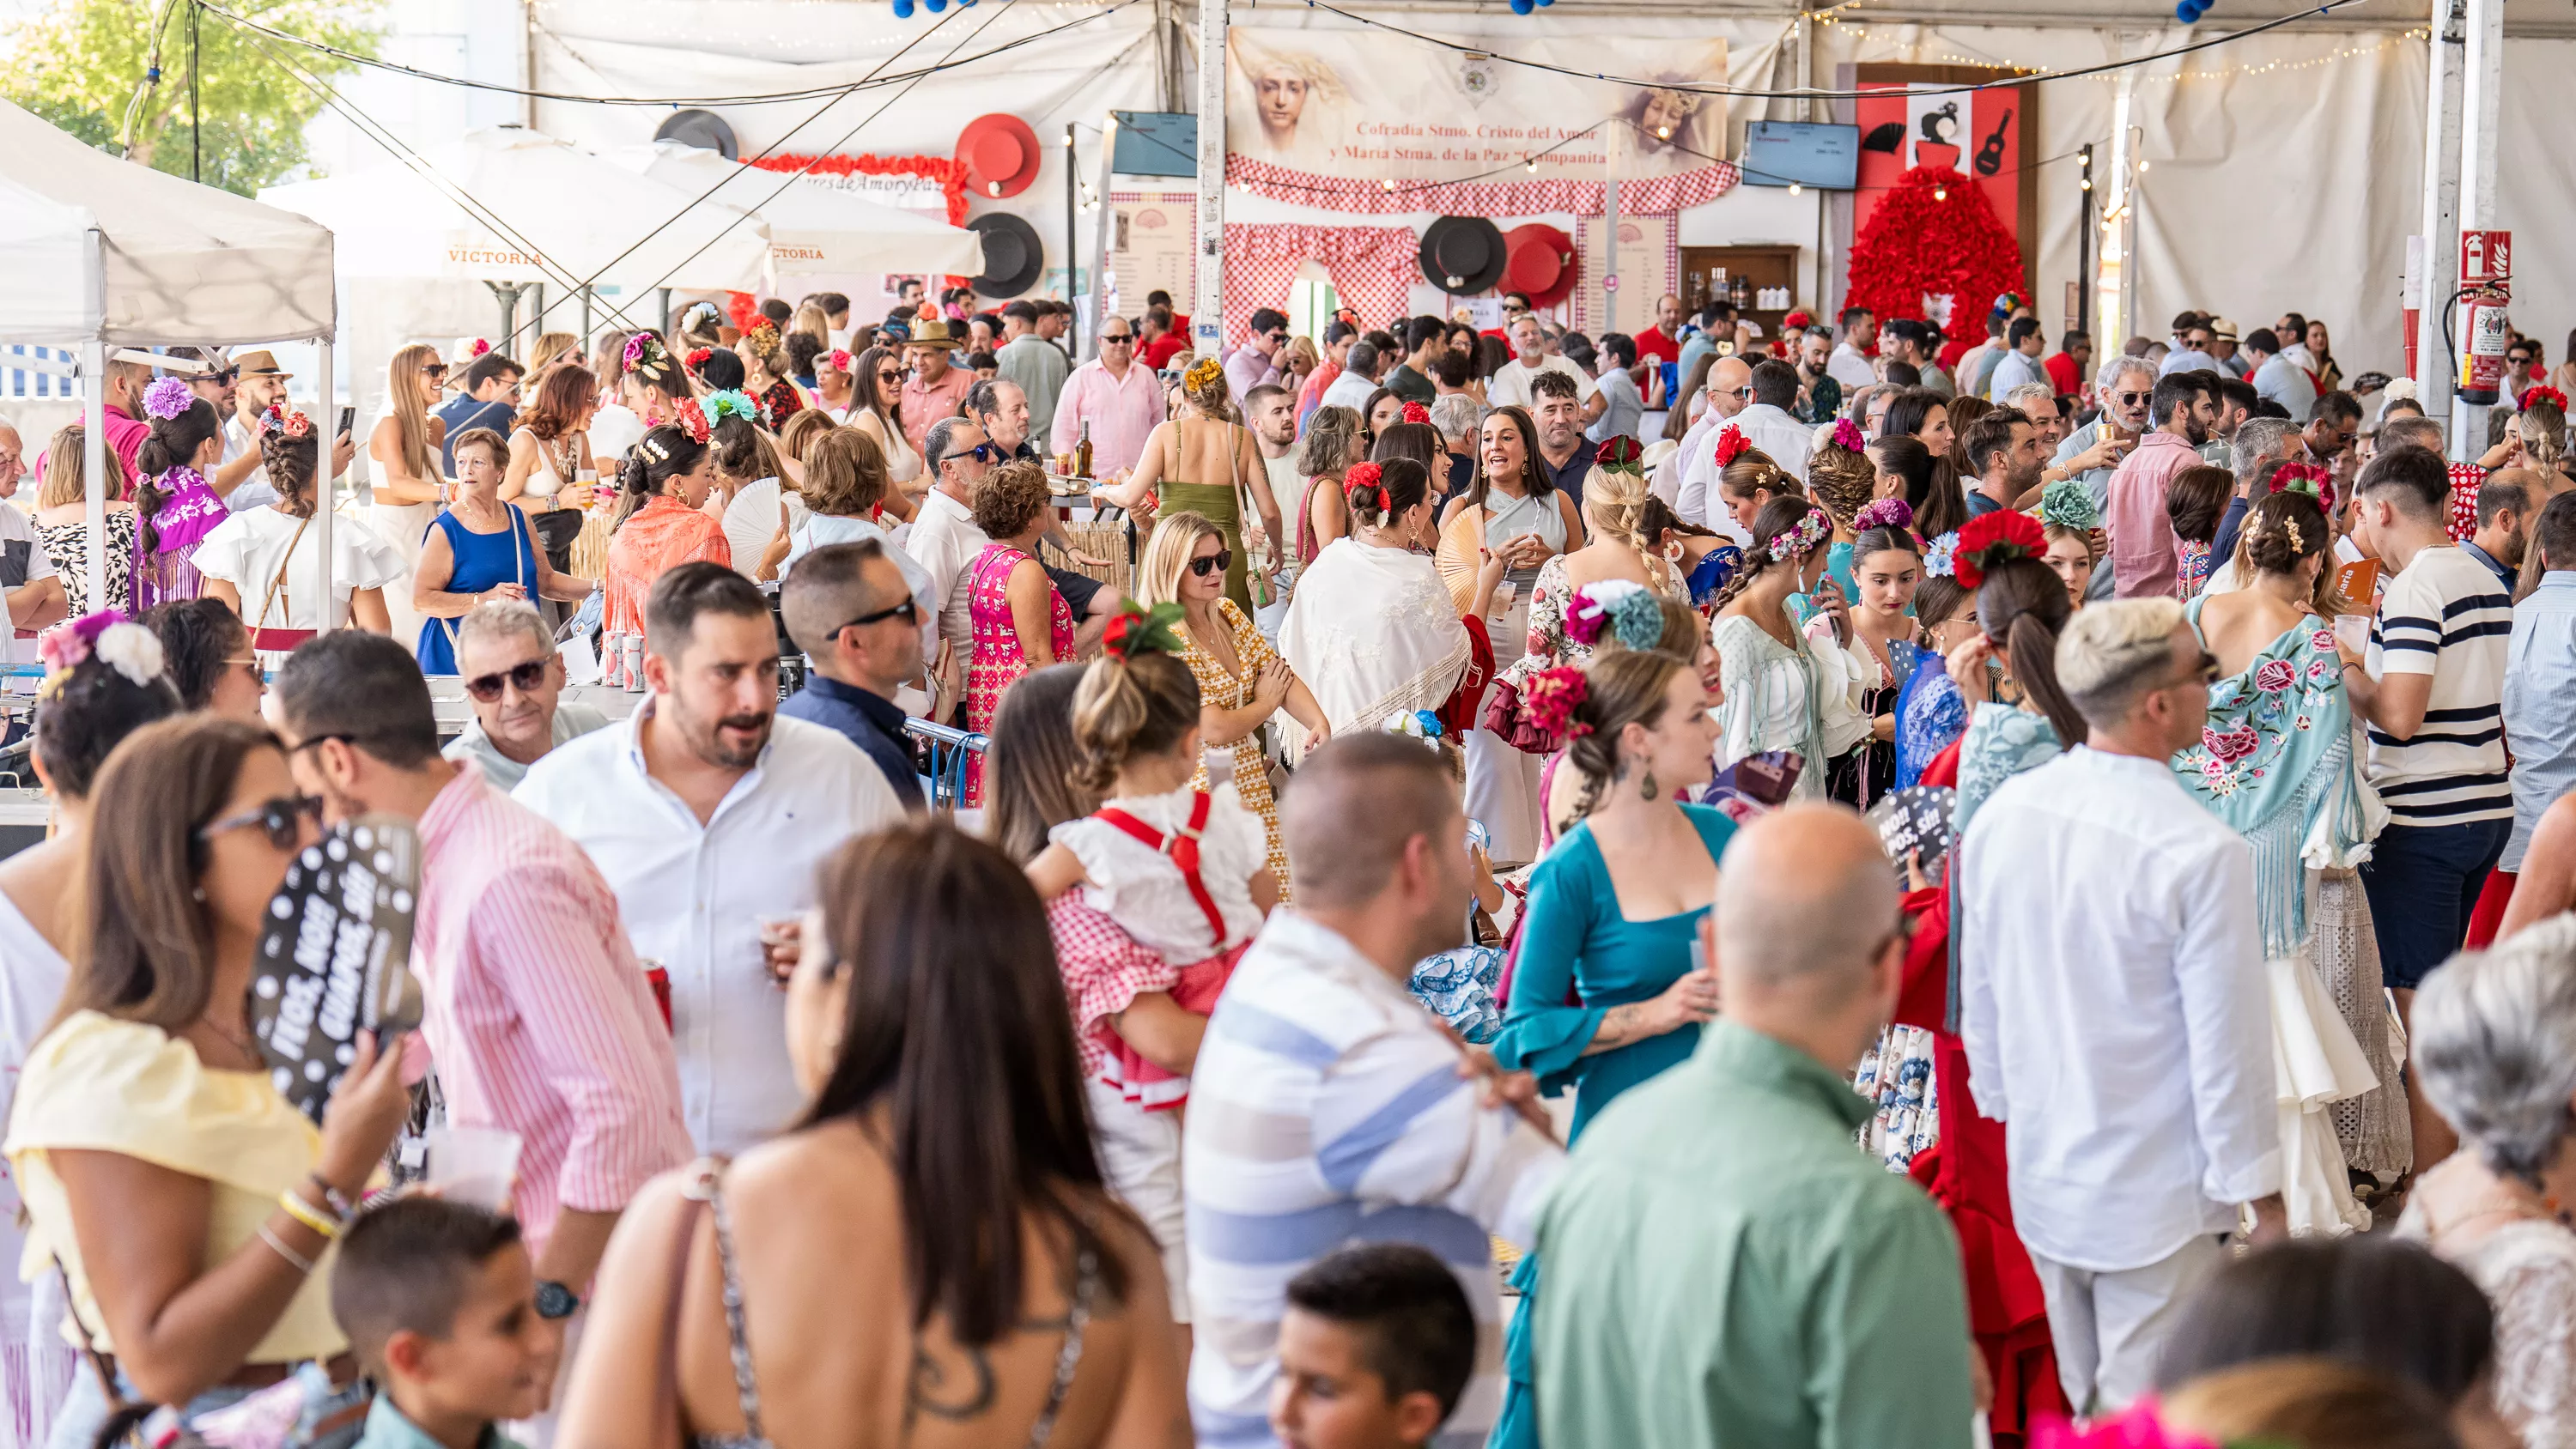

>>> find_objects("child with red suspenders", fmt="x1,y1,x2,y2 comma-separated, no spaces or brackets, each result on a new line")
1029,601,1280,1108
1029,602,1280,1331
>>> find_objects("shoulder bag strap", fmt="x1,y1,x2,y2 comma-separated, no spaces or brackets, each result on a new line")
252,512,314,636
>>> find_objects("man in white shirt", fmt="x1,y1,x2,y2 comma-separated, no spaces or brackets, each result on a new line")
1730,360,1815,483
1487,314,1604,424
1320,339,1385,415
903,415,995,676
1986,317,2051,399
1669,356,1754,525
1958,597,2285,1415
1245,383,1300,504
515,563,904,1156
1826,306,1879,391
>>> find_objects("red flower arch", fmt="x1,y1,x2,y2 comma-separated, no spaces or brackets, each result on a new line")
1845,165,2026,337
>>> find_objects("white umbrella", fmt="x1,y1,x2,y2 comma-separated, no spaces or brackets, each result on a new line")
260,125,771,294
594,141,984,281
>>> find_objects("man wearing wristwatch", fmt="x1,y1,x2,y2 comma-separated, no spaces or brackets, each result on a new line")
269,635,692,1418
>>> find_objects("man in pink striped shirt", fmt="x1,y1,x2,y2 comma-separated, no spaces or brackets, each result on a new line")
1050,317,1169,477
2106,372,2222,597
275,634,690,1333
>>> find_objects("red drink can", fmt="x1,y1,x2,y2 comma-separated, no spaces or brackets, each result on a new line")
641,959,672,1032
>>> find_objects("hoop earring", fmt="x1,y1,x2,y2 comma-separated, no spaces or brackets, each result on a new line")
1640,767,1658,801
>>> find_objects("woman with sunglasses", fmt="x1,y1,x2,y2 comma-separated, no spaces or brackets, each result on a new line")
0,613,183,1445
144,598,264,719
8,713,416,1449
366,344,452,649
1138,510,1326,898
843,343,923,499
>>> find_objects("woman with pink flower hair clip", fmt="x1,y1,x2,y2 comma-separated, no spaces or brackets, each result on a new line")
1708,498,1870,803
2170,487,2391,1234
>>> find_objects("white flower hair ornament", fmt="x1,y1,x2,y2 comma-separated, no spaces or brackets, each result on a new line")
36,610,163,701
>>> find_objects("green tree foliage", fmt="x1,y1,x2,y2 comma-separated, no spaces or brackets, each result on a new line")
2,0,380,196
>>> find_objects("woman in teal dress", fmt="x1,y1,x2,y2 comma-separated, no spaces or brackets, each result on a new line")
1493,648,1733,1137
1492,646,1729,1449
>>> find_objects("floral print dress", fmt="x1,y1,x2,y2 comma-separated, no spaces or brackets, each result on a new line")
1174,597,1291,898
964,541,1073,806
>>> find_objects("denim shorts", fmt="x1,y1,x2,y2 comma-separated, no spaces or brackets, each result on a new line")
2358,816,2511,991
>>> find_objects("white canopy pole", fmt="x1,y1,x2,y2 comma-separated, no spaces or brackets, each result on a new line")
81,228,106,613
315,334,334,644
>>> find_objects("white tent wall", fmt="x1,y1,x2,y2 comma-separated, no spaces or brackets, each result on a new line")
486,0,2576,379
529,0,1166,308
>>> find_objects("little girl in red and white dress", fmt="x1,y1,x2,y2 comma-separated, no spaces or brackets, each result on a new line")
1029,602,1279,1323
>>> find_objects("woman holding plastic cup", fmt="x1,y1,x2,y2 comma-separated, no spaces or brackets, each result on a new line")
5,713,416,1448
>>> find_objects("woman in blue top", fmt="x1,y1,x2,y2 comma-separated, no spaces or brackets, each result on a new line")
412,427,593,675
1493,648,1731,1140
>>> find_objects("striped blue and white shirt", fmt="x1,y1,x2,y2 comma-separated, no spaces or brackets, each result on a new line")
1182,910,1564,1449
2366,544,2513,827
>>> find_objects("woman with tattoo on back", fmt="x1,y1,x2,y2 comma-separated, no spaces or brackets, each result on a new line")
556,821,1191,1449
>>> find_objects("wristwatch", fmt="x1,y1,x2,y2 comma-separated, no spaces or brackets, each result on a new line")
535,1279,581,1321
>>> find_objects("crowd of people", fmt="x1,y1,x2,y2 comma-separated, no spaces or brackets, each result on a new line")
1,276,2574,1449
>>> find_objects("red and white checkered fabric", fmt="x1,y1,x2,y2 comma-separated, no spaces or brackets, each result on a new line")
1225,154,1739,218
1220,223,1418,344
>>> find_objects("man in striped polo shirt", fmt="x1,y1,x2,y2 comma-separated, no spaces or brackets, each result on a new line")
1183,735,1564,1449
2342,443,2514,1173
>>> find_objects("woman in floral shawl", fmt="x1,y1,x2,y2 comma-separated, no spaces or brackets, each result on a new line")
2172,489,2386,1235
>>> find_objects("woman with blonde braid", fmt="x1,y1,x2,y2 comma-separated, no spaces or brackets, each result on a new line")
1708,498,1868,800
1515,438,1671,685
1098,357,1285,613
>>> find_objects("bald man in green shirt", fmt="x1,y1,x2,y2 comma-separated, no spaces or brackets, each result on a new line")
1530,805,1979,1449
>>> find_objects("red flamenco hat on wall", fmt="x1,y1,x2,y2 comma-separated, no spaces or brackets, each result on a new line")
1503,223,1577,307
956,112,1042,199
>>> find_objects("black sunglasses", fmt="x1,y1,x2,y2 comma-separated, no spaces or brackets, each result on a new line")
463,658,550,703
939,441,999,467
839,597,920,634
1101,332,1135,344
1188,549,1235,578
197,794,324,850
2115,390,2150,404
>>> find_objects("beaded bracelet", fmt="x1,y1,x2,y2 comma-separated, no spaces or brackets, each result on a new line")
276,1188,342,1240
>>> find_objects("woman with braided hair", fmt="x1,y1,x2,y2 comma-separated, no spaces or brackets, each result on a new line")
1511,439,1676,688
1804,416,1881,610
1099,356,1285,613
1708,498,1869,801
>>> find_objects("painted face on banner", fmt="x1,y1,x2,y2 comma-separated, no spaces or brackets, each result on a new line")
1257,67,1310,139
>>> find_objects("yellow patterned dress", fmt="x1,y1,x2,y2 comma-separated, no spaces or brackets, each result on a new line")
1176,598,1291,899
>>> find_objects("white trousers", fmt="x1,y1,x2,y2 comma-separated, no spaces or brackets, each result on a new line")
2026,1233,2225,1416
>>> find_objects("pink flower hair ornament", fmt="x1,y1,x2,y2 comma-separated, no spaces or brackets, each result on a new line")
1831,416,1868,453
36,609,163,701
1853,497,1915,533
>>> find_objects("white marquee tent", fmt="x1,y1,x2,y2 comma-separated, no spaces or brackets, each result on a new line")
0,98,343,630
595,140,986,282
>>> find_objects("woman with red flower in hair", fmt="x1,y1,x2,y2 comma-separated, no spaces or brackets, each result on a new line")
1707,497,1868,802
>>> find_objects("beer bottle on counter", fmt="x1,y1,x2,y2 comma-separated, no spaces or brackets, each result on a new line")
1074,420,1094,479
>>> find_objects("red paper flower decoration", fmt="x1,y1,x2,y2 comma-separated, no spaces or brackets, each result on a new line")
1714,424,1752,468
1845,166,2027,337
1951,508,2045,590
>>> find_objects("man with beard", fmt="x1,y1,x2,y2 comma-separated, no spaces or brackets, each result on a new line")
1964,408,2047,518
1529,369,1600,511
1245,382,1301,503
2106,373,2223,597
2057,355,2155,511
516,563,903,1155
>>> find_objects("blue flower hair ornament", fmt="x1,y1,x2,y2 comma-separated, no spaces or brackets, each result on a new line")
702,390,764,427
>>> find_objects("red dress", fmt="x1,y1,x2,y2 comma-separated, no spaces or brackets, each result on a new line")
963,541,1074,805
1904,738,2067,1445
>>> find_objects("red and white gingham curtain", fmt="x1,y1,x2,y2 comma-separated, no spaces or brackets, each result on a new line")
1219,224,1419,347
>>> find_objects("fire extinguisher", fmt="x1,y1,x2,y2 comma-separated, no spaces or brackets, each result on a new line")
2454,288,2511,405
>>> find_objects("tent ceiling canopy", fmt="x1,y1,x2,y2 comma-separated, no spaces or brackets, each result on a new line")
0,98,336,348
261,124,773,294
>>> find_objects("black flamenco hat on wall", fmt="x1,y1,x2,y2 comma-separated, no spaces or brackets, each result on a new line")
967,212,1045,298
1419,215,1509,295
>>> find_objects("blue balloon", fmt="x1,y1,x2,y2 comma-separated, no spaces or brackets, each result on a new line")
891,0,914,13
1509,0,1533,12
925,0,947,9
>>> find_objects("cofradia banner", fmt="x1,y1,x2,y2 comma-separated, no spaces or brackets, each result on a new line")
1224,28,1728,187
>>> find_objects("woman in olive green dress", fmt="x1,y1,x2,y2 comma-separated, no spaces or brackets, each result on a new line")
1098,356,1285,613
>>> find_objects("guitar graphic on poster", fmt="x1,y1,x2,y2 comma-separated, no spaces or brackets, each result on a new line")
1975,108,2012,177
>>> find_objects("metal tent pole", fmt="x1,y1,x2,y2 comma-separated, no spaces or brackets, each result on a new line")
317,334,335,639
2419,0,2466,450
